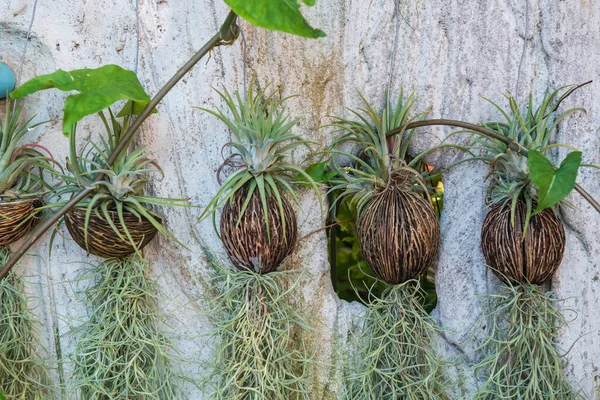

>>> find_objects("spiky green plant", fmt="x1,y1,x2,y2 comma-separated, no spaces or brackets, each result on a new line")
51,109,189,251
0,247,52,399
201,255,316,400
328,90,435,213
197,82,320,229
0,101,54,200
344,278,447,400
474,283,582,399
70,257,180,399
469,85,585,226
197,82,321,274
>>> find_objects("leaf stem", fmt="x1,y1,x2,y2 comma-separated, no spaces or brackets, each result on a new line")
389,118,600,215
0,11,239,280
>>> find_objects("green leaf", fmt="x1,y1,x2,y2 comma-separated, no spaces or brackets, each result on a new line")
529,150,582,214
0,391,5,400
296,161,335,186
224,0,326,39
10,65,153,135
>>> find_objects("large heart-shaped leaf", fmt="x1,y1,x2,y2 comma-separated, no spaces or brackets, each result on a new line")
225,0,326,38
529,149,582,214
10,65,152,135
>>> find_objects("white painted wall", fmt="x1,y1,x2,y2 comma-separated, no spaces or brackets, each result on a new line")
1,0,599,398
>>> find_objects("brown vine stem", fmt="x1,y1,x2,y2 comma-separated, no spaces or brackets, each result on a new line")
0,11,240,280
388,118,600,214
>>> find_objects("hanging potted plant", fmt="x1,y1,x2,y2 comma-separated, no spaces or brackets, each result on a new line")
0,102,54,245
52,108,189,258
469,85,594,398
10,65,190,398
0,102,54,398
197,82,321,398
329,90,450,399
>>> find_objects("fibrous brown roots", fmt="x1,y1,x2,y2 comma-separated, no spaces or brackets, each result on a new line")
220,183,297,274
481,200,565,285
358,180,440,285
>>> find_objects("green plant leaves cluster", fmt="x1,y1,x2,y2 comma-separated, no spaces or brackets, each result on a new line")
225,0,325,38
10,65,153,135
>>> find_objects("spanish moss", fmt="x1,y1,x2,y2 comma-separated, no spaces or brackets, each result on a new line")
201,258,316,400
0,247,51,399
475,283,581,399
344,279,447,400
71,257,179,399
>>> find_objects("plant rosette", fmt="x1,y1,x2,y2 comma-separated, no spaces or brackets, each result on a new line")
468,86,595,398
328,91,450,397
197,82,320,274
0,101,55,246
50,110,190,259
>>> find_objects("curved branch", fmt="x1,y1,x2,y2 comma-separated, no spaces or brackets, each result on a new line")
388,118,600,214
0,11,240,280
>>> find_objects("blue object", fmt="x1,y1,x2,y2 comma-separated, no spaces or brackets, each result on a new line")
0,63,16,99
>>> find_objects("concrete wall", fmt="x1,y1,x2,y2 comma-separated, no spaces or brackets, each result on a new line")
1,0,599,398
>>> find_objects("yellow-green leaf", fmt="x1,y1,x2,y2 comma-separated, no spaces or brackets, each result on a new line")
529,150,582,214
224,0,326,39
10,65,152,135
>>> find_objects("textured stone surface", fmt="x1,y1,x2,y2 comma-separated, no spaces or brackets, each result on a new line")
1,0,599,398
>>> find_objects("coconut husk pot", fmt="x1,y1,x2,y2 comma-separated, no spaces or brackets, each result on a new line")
357,178,440,285
220,183,297,274
481,200,565,285
0,198,43,246
65,207,159,259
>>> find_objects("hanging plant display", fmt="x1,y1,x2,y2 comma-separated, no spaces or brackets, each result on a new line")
197,82,319,273
11,66,191,398
197,82,320,398
469,86,594,398
51,109,188,258
0,102,54,399
329,91,449,399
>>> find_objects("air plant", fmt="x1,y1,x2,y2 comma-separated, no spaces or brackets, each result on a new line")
0,101,54,246
0,247,52,399
70,257,180,399
329,90,448,398
469,86,589,397
200,253,316,400
329,90,443,284
197,83,320,398
52,109,189,258
197,82,320,274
